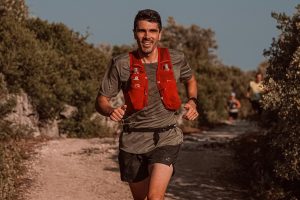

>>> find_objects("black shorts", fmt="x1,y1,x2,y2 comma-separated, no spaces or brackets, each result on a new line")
250,100,262,114
229,112,238,119
118,144,181,183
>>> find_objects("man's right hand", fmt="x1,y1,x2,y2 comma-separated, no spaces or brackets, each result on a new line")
109,105,127,122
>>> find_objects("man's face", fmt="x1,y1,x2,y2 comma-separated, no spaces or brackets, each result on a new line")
134,20,161,55
256,74,262,82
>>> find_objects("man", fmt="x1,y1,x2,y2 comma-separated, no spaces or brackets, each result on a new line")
247,72,265,115
96,9,198,200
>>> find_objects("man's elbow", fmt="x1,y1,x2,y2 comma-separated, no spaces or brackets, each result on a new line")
95,96,104,115
187,74,197,84
95,95,111,116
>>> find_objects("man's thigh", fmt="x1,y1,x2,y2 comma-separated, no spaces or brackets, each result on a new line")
148,163,173,199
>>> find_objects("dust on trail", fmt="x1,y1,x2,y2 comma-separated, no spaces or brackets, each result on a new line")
24,138,132,200
24,120,257,200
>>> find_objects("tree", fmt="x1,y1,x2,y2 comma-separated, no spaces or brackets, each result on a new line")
261,5,300,199
0,0,28,21
236,5,300,199
0,13,109,136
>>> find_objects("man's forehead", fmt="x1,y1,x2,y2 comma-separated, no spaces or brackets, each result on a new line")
136,20,160,29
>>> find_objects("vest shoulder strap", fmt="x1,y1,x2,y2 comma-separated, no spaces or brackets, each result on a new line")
158,47,171,63
129,50,143,70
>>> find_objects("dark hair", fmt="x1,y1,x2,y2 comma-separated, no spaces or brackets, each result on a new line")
133,9,162,31
256,71,263,77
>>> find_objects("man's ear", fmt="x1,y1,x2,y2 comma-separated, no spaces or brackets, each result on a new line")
133,29,137,40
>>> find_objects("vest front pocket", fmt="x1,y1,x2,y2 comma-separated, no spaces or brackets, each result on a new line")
160,80,181,110
128,70,148,111
128,86,146,110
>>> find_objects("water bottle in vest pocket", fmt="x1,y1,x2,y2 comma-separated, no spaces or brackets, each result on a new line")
128,66,148,110
158,62,181,110
160,79,181,110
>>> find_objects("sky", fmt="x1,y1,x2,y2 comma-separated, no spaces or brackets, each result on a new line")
25,0,298,71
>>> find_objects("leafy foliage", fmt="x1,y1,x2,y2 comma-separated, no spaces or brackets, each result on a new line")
0,142,23,200
0,15,109,135
0,0,28,22
0,71,26,200
235,5,300,199
0,7,113,197
262,5,300,199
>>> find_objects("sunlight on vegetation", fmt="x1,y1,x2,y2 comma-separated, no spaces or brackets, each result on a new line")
235,4,300,199
2,0,299,199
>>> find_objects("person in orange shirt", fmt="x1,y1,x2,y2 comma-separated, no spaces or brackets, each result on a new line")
227,92,241,123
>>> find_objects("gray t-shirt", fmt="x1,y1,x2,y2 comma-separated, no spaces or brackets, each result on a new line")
99,49,192,154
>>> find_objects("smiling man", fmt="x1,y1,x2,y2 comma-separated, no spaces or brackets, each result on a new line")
96,9,198,200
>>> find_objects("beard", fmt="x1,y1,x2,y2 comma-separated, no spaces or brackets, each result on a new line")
138,39,158,55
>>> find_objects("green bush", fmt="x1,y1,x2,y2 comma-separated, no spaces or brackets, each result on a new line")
0,10,112,197
235,5,300,199
0,13,110,136
0,73,27,200
0,142,23,200
59,118,115,138
0,0,28,22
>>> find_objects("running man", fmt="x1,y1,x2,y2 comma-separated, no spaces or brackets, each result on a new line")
96,9,199,200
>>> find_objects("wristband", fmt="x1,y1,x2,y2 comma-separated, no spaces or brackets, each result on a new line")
188,97,199,107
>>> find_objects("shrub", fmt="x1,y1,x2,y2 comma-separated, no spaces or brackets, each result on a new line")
0,74,28,200
235,5,300,199
0,142,23,200
0,14,110,137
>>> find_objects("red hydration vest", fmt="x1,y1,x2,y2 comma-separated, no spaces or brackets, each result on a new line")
123,47,181,112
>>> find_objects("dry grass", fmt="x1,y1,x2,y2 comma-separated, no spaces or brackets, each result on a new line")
0,137,46,200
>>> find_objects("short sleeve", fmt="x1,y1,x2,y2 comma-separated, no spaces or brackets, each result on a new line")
98,59,121,97
179,54,192,82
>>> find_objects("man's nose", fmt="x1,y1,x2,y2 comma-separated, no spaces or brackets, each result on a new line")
143,31,150,38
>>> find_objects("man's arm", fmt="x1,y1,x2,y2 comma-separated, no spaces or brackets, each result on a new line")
246,82,252,98
95,95,126,122
185,74,197,100
183,74,199,120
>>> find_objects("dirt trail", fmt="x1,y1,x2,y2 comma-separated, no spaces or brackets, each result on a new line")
165,120,258,200
24,138,132,200
24,120,257,200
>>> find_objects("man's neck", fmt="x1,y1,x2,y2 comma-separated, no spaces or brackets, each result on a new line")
139,48,158,64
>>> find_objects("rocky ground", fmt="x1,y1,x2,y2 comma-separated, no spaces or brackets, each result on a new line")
23,120,258,200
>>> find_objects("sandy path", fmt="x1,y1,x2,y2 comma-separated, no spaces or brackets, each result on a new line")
24,138,132,200
24,120,255,200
